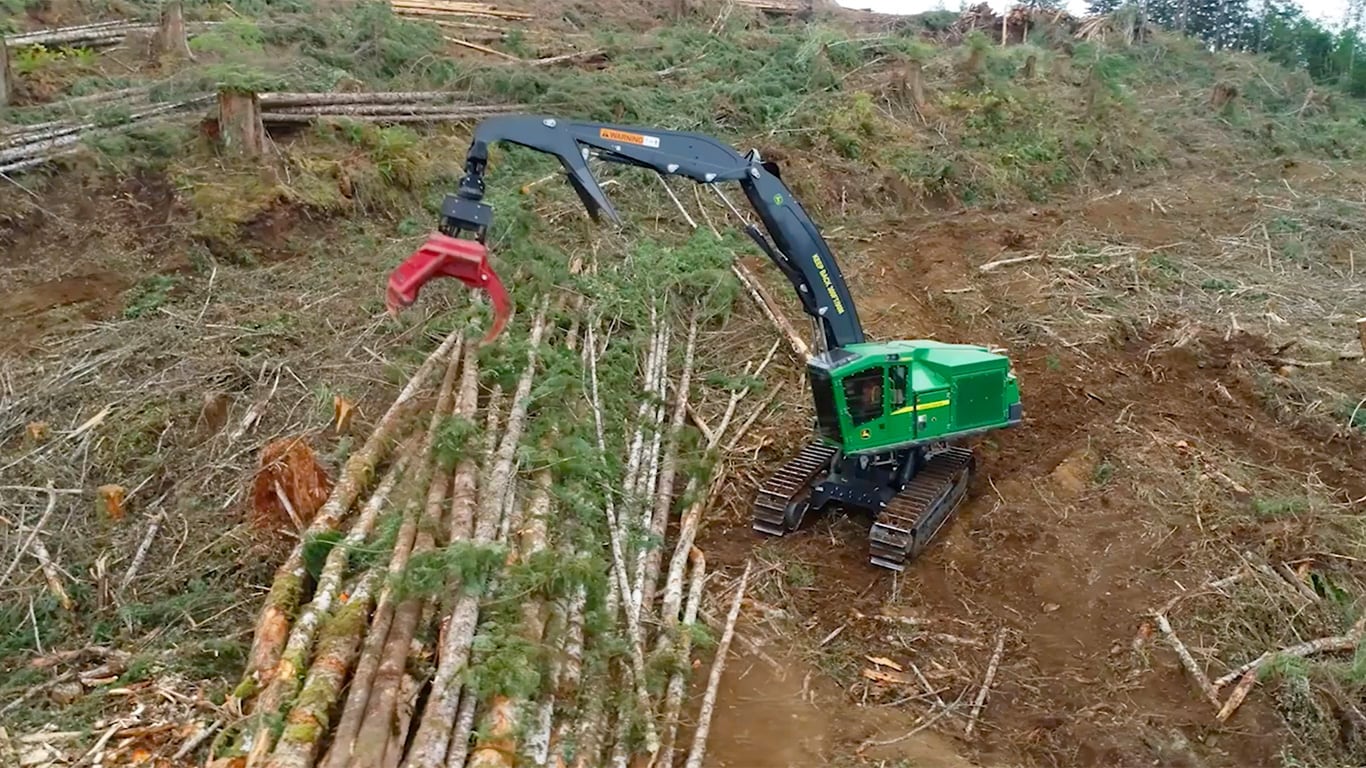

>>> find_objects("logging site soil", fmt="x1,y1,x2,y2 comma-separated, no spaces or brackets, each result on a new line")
2,1,1365,768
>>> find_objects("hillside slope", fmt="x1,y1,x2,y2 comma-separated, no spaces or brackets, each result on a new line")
1,2,1364,767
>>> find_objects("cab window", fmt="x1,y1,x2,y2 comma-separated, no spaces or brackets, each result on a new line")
890,365,907,410
842,369,884,425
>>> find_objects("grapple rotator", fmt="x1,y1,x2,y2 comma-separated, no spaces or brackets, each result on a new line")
384,147,512,344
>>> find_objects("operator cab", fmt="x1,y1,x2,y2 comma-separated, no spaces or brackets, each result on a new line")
806,348,859,445
806,341,1022,455
808,354,901,449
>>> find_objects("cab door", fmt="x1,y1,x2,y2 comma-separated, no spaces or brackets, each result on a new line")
882,364,916,445
838,365,887,450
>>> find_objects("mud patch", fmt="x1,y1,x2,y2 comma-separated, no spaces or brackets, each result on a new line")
696,643,981,768
694,649,828,767
0,270,131,352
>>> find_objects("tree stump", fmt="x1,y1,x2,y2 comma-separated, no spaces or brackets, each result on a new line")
1,37,12,107
155,0,195,60
1083,66,1102,115
907,60,927,111
217,88,266,158
1020,53,1036,80
1210,82,1238,111
963,45,985,80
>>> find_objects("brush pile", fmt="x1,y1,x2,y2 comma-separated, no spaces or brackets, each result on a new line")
938,4,1153,46
1075,10,1152,44
949,2,1080,44
256,91,530,125
212,283,759,768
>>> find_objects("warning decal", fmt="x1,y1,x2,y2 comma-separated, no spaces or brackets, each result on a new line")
599,128,661,148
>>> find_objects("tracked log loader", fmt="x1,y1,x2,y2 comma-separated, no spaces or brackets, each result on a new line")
385,115,1024,571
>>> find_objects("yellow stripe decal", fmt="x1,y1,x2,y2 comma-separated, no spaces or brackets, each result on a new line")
891,400,950,416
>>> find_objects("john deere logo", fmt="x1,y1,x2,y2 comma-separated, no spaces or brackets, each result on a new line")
860,428,871,439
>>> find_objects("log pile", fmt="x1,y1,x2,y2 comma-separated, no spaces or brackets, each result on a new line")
388,0,533,22
2,18,217,49
736,0,809,14
212,285,757,768
254,90,531,125
383,0,608,66
0,92,211,175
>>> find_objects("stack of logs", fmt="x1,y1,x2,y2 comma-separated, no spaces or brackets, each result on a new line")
736,0,813,14
212,274,766,768
0,90,212,175
387,0,533,22
213,88,529,157
1,2,200,107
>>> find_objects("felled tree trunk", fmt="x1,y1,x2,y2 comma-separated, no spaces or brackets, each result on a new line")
217,87,266,158
155,0,195,60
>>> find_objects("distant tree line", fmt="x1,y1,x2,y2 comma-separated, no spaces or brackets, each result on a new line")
1086,0,1366,95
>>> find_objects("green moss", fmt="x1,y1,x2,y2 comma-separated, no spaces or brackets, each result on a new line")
278,596,370,745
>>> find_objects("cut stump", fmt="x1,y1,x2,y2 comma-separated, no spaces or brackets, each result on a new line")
217,88,266,157
1,37,12,107
156,0,195,60
1211,82,1238,110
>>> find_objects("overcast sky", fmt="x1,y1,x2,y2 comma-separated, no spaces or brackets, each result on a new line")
833,0,1350,27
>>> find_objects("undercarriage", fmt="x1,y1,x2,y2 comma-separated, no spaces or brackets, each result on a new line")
751,441,977,572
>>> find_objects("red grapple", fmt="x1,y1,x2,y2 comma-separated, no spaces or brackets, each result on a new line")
385,233,512,343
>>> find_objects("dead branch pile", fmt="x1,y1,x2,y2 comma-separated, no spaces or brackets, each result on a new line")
1147,562,1366,723
1075,10,1152,44
255,91,531,125
209,281,758,768
944,5,1152,47
3,18,216,48
0,92,212,175
952,3,1075,44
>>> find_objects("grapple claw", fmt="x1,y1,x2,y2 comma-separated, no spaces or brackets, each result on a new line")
385,233,512,344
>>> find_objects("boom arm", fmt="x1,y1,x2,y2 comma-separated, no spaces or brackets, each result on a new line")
437,115,866,349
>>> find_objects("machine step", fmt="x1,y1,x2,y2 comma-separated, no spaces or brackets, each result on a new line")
868,446,976,572
750,441,839,537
